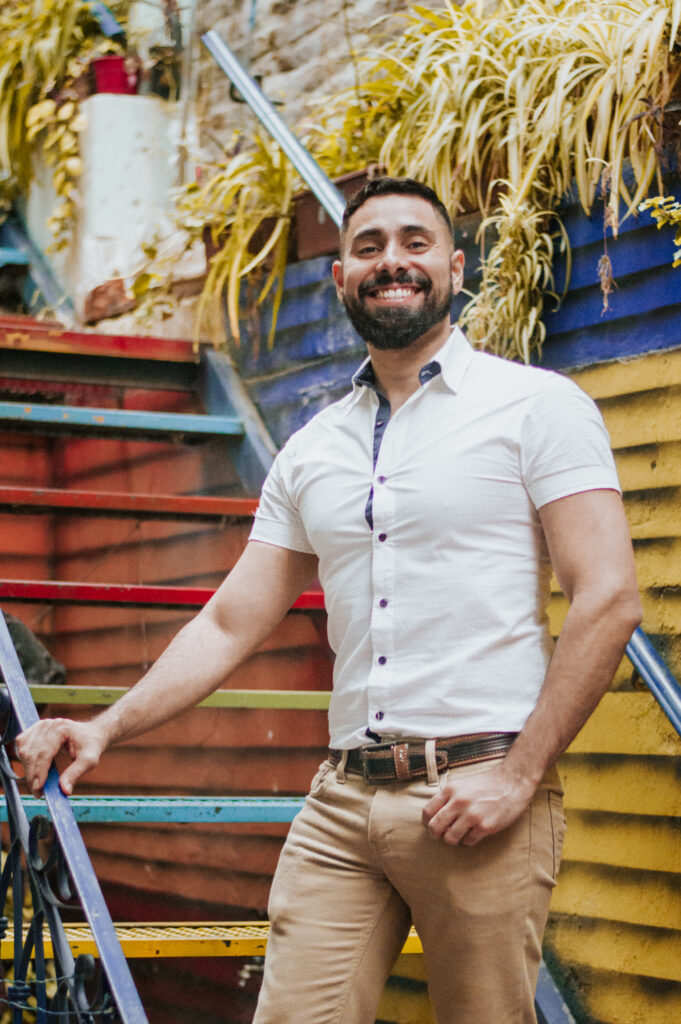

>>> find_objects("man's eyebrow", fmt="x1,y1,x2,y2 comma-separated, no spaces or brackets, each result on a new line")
350,227,384,245
349,223,436,245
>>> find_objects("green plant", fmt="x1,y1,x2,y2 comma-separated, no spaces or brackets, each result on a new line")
0,0,131,248
309,0,681,360
164,0,681,357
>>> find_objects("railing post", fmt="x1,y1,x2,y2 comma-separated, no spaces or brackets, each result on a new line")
201,30,346,227
0,611,148,1023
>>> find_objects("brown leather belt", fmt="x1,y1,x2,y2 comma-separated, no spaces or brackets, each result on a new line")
329,732,517,784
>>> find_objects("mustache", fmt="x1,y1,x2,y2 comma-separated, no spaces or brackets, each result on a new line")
358,269,431,298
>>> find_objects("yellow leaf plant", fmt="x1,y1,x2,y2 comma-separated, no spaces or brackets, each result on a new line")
0,0,131,249
181,0,681,358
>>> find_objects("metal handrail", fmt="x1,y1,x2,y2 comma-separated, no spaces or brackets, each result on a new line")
201,30,346,227
626,626,681,736
0,611,148,1023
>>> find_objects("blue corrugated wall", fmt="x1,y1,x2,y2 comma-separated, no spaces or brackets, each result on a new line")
232,180,681,447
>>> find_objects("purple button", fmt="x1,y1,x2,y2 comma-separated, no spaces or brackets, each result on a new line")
375,711,384,721
378,533,387,542
376,419,384,427
377,475,387,484
379,598,388,608
378,655,387,665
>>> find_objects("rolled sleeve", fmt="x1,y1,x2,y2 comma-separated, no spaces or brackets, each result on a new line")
521,377,621,509
250,442,316,554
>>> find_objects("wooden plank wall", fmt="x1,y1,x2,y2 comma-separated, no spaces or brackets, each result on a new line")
0,431,54,638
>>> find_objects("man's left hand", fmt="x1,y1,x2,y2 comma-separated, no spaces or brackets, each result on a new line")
421,764,534,846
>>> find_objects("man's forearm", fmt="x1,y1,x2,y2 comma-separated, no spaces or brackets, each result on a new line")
422,587,641,845
500,587,642,797
16,541,320,795
92,608,246,749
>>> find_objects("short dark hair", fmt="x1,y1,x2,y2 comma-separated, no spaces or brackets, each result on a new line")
340,176,455,251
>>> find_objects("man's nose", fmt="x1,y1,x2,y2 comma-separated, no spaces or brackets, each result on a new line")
377,240,407,274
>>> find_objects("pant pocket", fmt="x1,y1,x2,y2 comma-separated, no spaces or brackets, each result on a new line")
548,791,566,880
308,759,333,797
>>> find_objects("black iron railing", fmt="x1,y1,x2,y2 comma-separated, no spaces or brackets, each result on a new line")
0,611,147,1023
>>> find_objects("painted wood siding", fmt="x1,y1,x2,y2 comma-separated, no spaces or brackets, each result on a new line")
0,432,54,633
542,349,681,1024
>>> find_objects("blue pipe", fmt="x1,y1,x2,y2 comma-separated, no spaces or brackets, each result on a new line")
201,29,346,227
626,626,681,736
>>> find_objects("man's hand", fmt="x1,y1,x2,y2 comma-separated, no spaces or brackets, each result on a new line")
15,718,106,797
421,764,533,846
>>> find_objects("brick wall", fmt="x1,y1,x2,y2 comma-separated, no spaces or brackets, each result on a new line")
195,0,407,147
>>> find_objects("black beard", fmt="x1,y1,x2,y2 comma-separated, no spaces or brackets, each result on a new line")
342,271,453,350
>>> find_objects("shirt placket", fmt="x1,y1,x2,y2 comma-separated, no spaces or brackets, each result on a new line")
366,397,396,738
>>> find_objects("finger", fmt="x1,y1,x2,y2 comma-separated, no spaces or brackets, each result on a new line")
442,819,475,847
460,830,483,847
59,755,93,796
424,803,461,838
421,788,449,826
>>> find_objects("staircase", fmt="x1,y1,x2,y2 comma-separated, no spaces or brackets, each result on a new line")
0,315,327,1023
0,314,679,1024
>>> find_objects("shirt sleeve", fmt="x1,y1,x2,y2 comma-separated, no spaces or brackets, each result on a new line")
521,375,621,509
249,438,316,554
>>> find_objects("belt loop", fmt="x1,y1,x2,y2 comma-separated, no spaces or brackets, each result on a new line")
335,749,348,784
425,739,438,786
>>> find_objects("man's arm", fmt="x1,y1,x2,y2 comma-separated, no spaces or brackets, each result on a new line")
422,488,642,845
16,540,318,798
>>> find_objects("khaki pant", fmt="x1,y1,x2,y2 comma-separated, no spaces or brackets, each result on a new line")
254,758,565,1024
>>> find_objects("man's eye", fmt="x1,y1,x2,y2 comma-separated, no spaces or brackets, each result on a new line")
408,240,428,249
358,245,378,256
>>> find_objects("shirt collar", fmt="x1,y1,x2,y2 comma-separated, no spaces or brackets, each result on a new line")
347,326,474,410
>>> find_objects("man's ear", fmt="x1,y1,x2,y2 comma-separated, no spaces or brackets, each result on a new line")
451,249,465,296
332,260,344,301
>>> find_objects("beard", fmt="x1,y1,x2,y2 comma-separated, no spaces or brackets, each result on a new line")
342,269,453,350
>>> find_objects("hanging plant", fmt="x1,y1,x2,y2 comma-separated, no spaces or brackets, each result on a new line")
163,0,681,357
308,0,681,360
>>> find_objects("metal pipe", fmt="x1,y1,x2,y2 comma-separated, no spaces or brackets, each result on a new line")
201,29,346,227
626,626,681,736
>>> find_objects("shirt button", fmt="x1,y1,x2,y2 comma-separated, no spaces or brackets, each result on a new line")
378,532,387,542
377,475,387,484
378,655,387,665
376,419,384,427
375,711,384,721
379,598,388,608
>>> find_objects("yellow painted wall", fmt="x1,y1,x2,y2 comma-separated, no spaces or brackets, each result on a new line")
379,348,681,1024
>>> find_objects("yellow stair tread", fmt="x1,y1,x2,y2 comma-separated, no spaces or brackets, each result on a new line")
1,921,424,958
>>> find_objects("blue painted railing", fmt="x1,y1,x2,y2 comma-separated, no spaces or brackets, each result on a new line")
626,627,681,736
0,611,148,1023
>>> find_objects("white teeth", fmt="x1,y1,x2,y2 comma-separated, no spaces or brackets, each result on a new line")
374,287,416,299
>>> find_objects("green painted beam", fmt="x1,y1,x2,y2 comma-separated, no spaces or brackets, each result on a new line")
29,685,331,710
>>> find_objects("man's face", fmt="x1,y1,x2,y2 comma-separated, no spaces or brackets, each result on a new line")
332,194,464,350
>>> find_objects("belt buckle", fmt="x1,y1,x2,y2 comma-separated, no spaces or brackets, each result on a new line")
359,740,398,784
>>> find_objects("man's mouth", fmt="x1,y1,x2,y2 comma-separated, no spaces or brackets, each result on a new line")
369,285,421,301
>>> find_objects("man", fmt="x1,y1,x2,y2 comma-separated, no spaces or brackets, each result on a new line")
17,177,642,1024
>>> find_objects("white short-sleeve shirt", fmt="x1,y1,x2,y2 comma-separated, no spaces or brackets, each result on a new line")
250,328,621,748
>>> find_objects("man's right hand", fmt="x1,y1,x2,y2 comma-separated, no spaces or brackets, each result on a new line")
15,718,106,797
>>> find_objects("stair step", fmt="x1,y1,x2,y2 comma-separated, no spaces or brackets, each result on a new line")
0,580,324,610
28,684,330,709
0,400,242,440
7,795,306,824
0,315,199,363
0,485,257,520
0,247,30,268
0,921,424,958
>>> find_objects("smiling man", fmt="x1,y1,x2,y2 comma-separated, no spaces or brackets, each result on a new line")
17,177,641,1024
